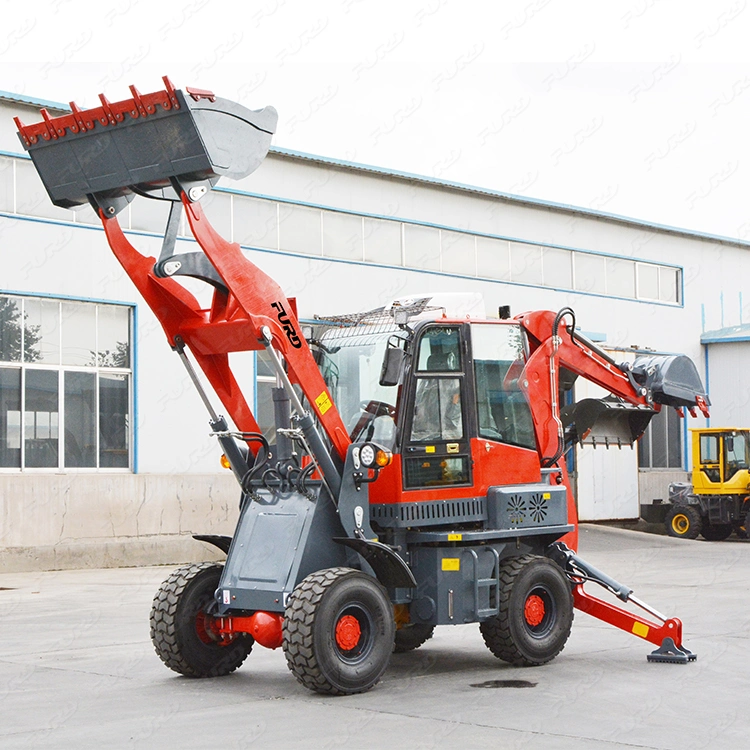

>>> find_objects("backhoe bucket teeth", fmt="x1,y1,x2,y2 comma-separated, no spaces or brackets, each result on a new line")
15,78,278,211
631,354,710,412
560,398,655,447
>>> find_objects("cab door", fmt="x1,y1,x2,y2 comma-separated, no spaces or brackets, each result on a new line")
402,325,472,491
696,432,722,488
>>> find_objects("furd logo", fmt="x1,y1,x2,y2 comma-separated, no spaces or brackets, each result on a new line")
271,301,302,348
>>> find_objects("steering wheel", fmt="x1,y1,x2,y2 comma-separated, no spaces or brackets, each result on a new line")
349,400,396,442
359,400,396,418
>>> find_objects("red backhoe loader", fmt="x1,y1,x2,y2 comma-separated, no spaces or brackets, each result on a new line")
15,78,709,694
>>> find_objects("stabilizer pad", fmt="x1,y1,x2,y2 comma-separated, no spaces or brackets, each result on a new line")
647,637,697,664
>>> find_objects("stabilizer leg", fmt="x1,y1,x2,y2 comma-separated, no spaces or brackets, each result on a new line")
549,542,697,664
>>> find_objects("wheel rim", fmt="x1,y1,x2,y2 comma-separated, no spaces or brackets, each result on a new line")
332,603,374,664
672,513,690,534
335,614,362,651
195,608,232,647
524,594,546,627
195,611,214,645
522,585,556,638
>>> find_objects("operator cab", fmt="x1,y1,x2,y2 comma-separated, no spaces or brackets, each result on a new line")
694,428,750,486
316,308,541,504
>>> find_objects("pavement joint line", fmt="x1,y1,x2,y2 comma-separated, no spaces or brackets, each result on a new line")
0,659,145,680
0,641,147,657
297,701,666,749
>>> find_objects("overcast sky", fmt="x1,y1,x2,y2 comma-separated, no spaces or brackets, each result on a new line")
3,0,750,240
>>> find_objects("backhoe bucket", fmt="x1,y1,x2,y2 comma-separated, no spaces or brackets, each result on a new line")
631,354,710,412
15,77,277,212
560,399,655,447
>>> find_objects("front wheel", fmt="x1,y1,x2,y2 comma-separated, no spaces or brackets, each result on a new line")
283,568,395,695
150,562,252,677
480,555,573,667
701,522,733,541
665,504,702,539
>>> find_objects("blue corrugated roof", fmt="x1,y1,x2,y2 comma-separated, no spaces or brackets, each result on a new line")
0,90,69,113
1,88,749,249
701,324,750,344
269,146,750,249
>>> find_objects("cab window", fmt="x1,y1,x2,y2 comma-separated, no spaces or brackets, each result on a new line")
699,434,720,483
405,326,470,488
724,433,748,481
472,323,535,450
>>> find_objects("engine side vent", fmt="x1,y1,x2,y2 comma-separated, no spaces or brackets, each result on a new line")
370,497,487,528
487,484,568,530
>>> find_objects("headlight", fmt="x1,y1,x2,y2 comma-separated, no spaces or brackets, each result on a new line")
360,444,375,467
359,442,392,469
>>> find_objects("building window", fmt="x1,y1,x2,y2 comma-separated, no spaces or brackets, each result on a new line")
1,151,684,306
638,406,682,469
0,294,132,470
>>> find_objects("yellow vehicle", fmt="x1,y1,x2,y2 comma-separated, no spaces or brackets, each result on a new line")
661,428,750,540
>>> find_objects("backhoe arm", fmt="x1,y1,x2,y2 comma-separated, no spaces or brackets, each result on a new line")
517,308,709,467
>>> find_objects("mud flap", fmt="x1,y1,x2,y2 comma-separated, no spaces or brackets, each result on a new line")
192,534,232,554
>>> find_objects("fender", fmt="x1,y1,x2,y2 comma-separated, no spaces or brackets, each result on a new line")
333,537,417,589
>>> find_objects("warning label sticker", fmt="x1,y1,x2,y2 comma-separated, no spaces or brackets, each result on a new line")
442,558,460,571
315,391,332,415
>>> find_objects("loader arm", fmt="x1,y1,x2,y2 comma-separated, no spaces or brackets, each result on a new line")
16,77,352,466
99,195,351,463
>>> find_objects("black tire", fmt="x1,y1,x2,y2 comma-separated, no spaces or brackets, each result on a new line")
701,523,733,541
393,624,434,653
479,555,573,667
150,562,252,678
665,504,702,539
282,567,395,695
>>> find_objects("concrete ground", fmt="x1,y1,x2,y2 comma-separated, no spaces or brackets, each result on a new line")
1,525,747,750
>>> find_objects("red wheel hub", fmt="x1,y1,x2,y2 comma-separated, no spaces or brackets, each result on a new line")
335,614,361,651
524,594,546,627
195,611,219,644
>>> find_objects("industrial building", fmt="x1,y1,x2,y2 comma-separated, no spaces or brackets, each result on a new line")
1,89,747,571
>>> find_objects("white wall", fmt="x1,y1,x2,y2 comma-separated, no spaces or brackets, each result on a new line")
704,341,750,428
1,95,740,567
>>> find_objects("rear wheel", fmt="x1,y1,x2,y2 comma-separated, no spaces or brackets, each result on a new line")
665,504,702,539
701,522,733,541
150,562,252,677
479,555,573,667
393,624,434,653
283,568,395,695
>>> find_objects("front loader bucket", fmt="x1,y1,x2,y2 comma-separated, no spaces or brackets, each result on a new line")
560,398,655,447
15,77,277,211
631,354,710,412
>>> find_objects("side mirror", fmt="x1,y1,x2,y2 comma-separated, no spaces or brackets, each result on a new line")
379,347,404,387
726,436,734,453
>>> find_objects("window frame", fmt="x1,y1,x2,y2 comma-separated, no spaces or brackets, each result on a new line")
638,405,683,470
0,293,134,473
